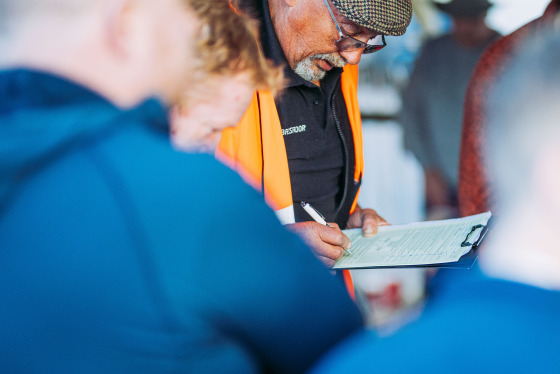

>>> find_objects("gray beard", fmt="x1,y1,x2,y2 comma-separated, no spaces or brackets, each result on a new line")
293,53,346,82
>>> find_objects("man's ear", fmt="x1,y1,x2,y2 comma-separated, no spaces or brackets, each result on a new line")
103,0,135,59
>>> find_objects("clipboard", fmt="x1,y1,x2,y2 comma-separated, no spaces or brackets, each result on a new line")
449,218,494,268
332,212,493,270
403,217,493,270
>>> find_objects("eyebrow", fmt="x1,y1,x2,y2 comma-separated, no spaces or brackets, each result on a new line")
340,18,375,36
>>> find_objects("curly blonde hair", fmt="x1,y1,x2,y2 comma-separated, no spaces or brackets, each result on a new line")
186,0,284,97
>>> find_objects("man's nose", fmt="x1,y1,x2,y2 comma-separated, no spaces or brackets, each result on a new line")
339,49,364,65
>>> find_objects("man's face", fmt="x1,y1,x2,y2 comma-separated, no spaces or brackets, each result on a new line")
171,73,255,153
273,0,378,82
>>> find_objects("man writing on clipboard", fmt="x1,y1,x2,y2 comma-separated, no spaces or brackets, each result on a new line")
217,0,413,271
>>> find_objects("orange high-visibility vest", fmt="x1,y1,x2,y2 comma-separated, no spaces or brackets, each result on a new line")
216,64,364,297
217,64,364,221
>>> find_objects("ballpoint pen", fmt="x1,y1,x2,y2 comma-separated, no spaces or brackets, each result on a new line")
301,201,331,227
301,201,352,255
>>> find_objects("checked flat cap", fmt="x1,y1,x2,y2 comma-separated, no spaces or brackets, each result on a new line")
332,0,413,36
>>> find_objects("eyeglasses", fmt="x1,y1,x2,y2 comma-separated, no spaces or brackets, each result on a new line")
322,0,386,54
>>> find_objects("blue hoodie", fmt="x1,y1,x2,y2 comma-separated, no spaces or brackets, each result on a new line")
0,70,363,373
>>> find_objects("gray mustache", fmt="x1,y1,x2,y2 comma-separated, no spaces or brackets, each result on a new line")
310,53,347,68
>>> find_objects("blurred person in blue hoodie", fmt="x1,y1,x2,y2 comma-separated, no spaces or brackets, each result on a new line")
310,25,560,374
0,0,364,372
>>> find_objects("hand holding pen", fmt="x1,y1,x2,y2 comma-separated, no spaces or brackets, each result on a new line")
301,202,352,255
285,203,352,268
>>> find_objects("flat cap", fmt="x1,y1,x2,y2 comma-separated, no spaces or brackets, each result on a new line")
332,0,413,36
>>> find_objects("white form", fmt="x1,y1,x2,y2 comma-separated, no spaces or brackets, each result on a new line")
332,212,492,269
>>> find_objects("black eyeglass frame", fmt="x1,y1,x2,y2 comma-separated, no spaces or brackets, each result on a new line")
322,0,386,54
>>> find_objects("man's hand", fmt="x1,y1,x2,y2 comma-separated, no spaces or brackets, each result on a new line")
346,205,389,237
286,222,351,268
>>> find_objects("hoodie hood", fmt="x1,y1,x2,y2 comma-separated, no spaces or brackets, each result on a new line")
0,69,168,210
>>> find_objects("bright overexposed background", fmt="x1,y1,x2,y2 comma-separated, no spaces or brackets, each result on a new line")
485,0,550,34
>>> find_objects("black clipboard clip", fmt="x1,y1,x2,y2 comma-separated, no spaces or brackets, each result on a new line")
461,224,488,248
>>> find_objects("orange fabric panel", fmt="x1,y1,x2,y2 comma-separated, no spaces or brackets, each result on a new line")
340,64,364,185
340,64,364,215
258,91,293,212
343,270,356,300
217,91,264,192
217,91,293,212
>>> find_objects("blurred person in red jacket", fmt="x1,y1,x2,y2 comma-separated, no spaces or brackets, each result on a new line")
458,0,560,217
